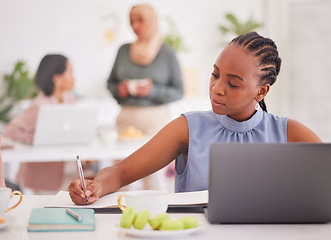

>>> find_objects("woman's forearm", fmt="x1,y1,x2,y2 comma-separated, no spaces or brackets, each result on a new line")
93,165,122,197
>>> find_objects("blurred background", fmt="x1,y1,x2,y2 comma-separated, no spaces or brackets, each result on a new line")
0,0,330,141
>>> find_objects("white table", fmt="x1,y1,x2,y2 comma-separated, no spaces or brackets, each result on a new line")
2,195,331,240
1,138,149,163
1,135,151,178
1,137,170,192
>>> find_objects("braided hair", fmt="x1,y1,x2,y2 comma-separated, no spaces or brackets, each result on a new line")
230,32,281,112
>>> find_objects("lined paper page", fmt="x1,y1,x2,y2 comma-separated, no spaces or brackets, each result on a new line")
45,191,124,208
45,190,208,209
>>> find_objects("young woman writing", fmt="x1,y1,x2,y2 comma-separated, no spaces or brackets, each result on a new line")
69,32,321,205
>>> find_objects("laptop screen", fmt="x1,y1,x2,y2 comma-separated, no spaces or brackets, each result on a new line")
33,104,98,146
207,143,331,224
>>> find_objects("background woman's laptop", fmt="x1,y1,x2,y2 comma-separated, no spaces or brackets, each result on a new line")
33,104,98,146
207,143,331,224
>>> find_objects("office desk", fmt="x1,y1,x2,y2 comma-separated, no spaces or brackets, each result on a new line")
1,137,169,192
1,138,149,163
2,195,331,240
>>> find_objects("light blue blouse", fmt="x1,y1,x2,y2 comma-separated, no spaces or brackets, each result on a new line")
175,108,288,192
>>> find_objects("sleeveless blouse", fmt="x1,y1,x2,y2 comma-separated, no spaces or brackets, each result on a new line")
175,108,288,192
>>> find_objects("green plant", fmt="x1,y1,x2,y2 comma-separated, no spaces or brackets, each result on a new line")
0,60,39,123
163,15,187,52
219,13,262,37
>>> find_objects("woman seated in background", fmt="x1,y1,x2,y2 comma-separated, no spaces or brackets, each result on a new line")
2,54,75,194
0,136,6,187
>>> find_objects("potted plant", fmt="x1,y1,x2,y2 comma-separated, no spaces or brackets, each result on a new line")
219,13,263,45
0,60,39,123
163,15,187,52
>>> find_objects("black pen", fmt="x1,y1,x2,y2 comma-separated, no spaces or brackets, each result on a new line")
76,155,89,203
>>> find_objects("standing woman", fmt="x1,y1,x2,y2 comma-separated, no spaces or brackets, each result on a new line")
107,3,184,137
107,4,184,190
3,54,75,193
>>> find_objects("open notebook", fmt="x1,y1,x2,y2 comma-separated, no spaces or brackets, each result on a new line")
45,190,208,212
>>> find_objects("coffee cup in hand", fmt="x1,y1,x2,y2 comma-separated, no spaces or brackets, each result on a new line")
128,79,148,96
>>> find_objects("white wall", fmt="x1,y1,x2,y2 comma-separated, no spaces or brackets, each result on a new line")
0,0,263,98
1,0,330,139
286,0,331,142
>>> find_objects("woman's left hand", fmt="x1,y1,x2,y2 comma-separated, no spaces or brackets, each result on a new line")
136,78,153,97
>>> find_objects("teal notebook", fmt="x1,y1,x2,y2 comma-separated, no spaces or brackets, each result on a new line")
28,208,95,232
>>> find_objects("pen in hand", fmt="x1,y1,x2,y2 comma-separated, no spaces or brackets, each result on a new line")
76,155,89,203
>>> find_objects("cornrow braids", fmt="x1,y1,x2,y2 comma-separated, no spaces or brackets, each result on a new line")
230,32,282,112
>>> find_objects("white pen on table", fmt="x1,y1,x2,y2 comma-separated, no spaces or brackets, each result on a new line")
66,208,83,222
76,155,89,203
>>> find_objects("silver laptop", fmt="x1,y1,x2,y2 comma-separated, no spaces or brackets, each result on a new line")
207,143,331,224
33,104,98,146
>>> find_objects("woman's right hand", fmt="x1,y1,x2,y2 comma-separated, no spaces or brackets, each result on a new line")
68,178,101,205
118,79,130,99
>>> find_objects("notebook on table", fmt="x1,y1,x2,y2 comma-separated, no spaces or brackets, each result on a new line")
206,143,331,224
28,208,95,232
33,104,98,146
45,190,208,213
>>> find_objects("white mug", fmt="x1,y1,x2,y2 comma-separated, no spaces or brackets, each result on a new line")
117,190,168,217
0,188,23,214
128,79,148,96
